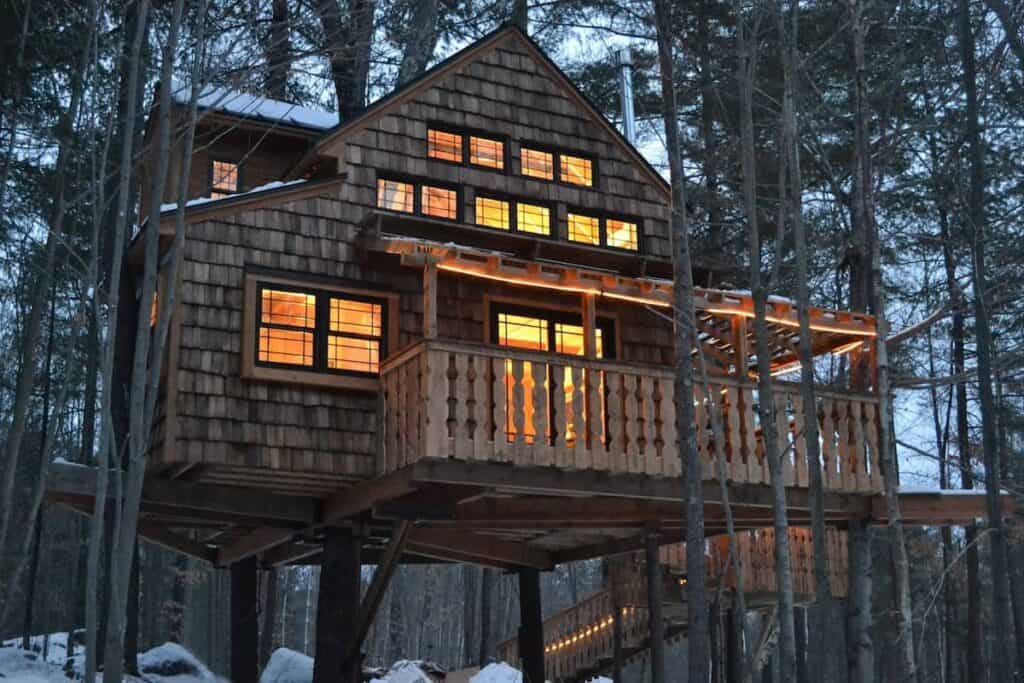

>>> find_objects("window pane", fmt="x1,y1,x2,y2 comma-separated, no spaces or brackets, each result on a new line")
261,289,316,328
470,136,504,169
567,213,600,245
330,298,382,337
521,148,554,180
554,323,585,355
422,185,458,220
328,336,380,373
476,196,510,230
607,219,638,250
428,129,462,162
212,160,239,194
516,202,550,235
259,327,314,366
560,155,594,186
377,179,414,213
497,313,548,351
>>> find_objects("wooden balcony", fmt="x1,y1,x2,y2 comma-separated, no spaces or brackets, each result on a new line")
380,339,884,495
497,529,850,682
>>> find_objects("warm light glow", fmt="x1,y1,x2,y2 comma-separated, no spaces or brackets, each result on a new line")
567,213,600,245
259,327,313,366
470,135,504,169
561,154,594,186
516,202,550,235
427,129,462,162
328,336,380,373
377,179,414,213
475,196,510,230
607,218,638,251
328,298,383,373
832,339,866,356
150,290,159,327
211,160,239,197
262,289,316,327
521,148,554,180
421,185,457,220
704,308,877,337
259,289,316,366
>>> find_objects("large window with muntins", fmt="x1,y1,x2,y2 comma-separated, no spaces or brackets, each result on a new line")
427,129,462,163
606,218,639,251
256,284,386,376
377,178,415,213
475,196,511,230
560,154,594,187
210,159,240,197
516,202,551,236
567,213,600,245
520,148,554,180
470,135,504,169
421,185,458,220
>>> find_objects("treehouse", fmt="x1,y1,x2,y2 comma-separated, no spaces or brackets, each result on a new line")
45,23,1006,683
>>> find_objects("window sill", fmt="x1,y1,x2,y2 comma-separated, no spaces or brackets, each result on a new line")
242,363,380,393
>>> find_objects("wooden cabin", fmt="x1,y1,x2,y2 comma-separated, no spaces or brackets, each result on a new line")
46,23,1004,683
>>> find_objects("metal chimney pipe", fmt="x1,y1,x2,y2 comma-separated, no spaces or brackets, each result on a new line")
615,48,637,144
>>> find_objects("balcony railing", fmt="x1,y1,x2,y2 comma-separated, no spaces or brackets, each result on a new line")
380,339,883,494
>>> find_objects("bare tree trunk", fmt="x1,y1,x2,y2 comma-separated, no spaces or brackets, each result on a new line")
511,0,528,30
396,0,439,86
983,0,1024,74
846,519,872,683
260,569,279,669
479,567,494,665
736,3,796,679
0,0,32,212
780,3,838,681
652,2,709,681
265,0,291,99
462,565,479,667
315,0,377,120
958,0,1014,677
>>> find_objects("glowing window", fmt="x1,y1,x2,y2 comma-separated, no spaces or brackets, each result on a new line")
606,219,638,251
256,285,387,375
516,202,550,235
328,298,383,373
470,136,504,169
476,196,511,230
567,213,600,245
258,289,316,367
427,129,462,163
521,148,554,180
211,160,239,197
560,155,594,187
377,179,414,213
421,185,458,220
149,289,158,328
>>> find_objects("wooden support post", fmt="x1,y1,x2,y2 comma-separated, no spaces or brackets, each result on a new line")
645,531,666,683
350,521,411,656
582,293,598,359
726,605,742,683
517,566,545,683
610,567,624,682
230,556,259,683
313,527,362,683
423,261,438,340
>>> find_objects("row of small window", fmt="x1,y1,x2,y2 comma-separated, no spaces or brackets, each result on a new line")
377,178,639,251
427,128,595,188
257,286,384,375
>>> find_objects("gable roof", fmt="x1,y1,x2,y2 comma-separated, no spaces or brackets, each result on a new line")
170,83,339,131
307,24,671,198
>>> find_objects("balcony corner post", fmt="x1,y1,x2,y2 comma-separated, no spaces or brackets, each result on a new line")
423,259,438,340
517,566,545,683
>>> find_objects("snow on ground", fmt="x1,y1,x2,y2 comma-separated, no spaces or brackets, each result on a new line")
470,662,522,682
259,649,313,683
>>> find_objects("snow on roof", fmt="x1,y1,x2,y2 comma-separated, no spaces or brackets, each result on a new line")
170,82,339,131
897,486,1001,496
160,179,307,214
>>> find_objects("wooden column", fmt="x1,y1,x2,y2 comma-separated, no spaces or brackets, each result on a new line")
645,531,666,683
230,556,259,683
581,293,598,359
313,527,362,683
517,566,545,683
423,261,438,340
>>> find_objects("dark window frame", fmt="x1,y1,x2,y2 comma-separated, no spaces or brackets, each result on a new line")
377,174,462,222
209,157,243,197
518,141,599,189
254,281,389,378
564,206,643,253
426,123,510,173
489,301,616,360
474,191,557,238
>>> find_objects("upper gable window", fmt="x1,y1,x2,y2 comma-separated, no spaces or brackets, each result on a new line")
560,155,594,187
521,148,554,180
422,185,458,220
469,135,504,170
567,213,600,245
211,160,240,197
516,202,551,236
428,129,463,163
377,179,415,213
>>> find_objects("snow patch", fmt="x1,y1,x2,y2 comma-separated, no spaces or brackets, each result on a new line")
170,83,339,131
382,660,443,683
470,662,523,683
160,179,307,213
260,648,314,683
137,642,221,683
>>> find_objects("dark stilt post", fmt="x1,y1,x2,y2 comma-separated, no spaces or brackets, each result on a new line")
726,604,741,683
230,556,259,683
611,570,624,682
517,567,544,683
313,527,362,683
645,531,666,683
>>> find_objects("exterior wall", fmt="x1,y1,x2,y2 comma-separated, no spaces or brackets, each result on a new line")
157,33,675,479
